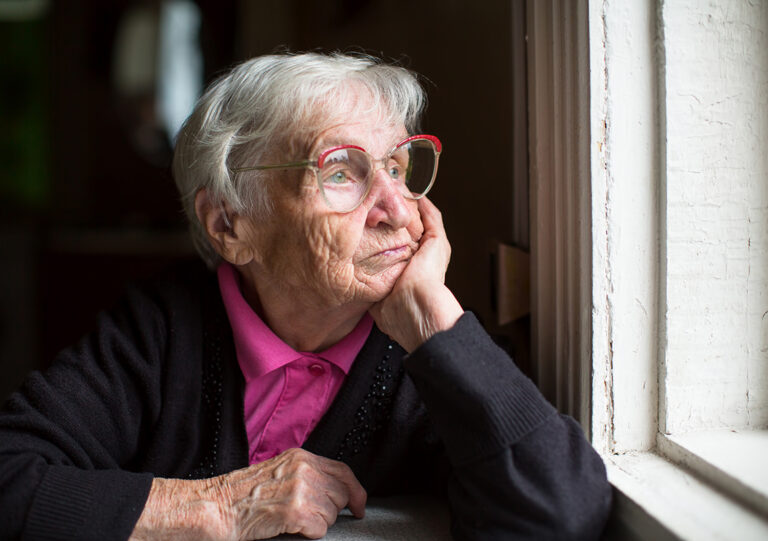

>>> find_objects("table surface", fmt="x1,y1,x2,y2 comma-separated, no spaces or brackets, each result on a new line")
277,495,451,540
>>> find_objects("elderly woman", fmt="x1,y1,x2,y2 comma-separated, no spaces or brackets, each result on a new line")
0,53,611,540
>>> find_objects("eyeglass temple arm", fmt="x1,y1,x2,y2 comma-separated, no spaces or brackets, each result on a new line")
231,160,314,173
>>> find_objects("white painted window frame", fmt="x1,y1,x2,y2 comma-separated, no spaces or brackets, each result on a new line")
526,1,768,538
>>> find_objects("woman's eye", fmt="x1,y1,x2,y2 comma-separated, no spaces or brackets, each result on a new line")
327,171,350,184
388,165,402,179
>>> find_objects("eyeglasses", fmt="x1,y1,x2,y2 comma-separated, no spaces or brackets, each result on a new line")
231,134,442,213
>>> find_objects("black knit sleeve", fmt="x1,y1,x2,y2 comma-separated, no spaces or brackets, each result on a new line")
403,312,612,540
0,285,167,541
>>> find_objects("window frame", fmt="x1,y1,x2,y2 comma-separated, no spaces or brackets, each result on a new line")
526,0,768,537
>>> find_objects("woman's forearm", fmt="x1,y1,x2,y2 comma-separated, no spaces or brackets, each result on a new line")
129,477,229,541
404,313,612,540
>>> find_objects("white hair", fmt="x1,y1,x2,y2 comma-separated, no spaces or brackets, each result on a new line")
172,52,427,268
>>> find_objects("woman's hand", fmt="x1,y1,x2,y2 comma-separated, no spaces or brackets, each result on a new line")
129,448,366,540
369,197,464,352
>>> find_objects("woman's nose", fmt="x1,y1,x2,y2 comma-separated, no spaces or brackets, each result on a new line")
364,168,412,229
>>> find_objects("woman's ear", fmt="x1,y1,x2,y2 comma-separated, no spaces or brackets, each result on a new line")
194,188,255,266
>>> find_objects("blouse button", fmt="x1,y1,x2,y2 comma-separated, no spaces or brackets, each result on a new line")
309,363,325,376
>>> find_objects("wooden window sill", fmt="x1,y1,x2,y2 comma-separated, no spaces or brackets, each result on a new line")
604,451,768,541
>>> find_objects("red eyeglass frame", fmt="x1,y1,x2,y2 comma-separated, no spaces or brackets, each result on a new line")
230,134,442,212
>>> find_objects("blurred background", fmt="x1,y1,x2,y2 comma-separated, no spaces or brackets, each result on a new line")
0,0,530,400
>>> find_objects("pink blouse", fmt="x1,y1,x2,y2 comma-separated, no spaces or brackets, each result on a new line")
217,263,373,464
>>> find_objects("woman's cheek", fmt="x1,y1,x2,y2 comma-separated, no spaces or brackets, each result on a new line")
306,220,360,279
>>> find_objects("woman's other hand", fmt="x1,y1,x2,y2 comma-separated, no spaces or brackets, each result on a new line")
129,448,366,540
369,197,464,352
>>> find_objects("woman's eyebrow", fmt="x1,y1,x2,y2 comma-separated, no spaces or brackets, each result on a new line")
318,138,364,149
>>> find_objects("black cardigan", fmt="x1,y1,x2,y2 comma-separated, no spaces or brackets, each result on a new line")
0,262,611,540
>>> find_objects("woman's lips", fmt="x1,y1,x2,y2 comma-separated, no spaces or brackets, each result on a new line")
355,242,417,277
358,243,415,267
374,245,410,258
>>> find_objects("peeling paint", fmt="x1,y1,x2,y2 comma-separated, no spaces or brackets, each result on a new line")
662,0,768,433
593,0,660,454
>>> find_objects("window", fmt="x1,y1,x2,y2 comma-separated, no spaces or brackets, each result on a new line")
527,0,768,538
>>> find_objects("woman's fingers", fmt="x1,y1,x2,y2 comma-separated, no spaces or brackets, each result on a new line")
316,455,367,518
411,198,450,274
416,196,444,236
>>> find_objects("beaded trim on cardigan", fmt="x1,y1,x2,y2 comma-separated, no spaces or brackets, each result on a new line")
188,326,224,479
187,329,403,474
335,342,403,461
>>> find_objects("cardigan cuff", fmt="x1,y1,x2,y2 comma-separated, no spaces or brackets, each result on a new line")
24,465,153,541
404,312,557,466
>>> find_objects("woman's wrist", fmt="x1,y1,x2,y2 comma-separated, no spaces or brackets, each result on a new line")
415,285,463,345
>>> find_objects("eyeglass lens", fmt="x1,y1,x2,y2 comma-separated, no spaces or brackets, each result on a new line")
318,138,437,212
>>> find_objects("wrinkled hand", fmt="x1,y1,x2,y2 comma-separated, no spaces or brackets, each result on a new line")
369,198,464,352
130,448,366,540
217,448,366,539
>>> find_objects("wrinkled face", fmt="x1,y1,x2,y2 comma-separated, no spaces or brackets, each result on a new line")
239,101,424,312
